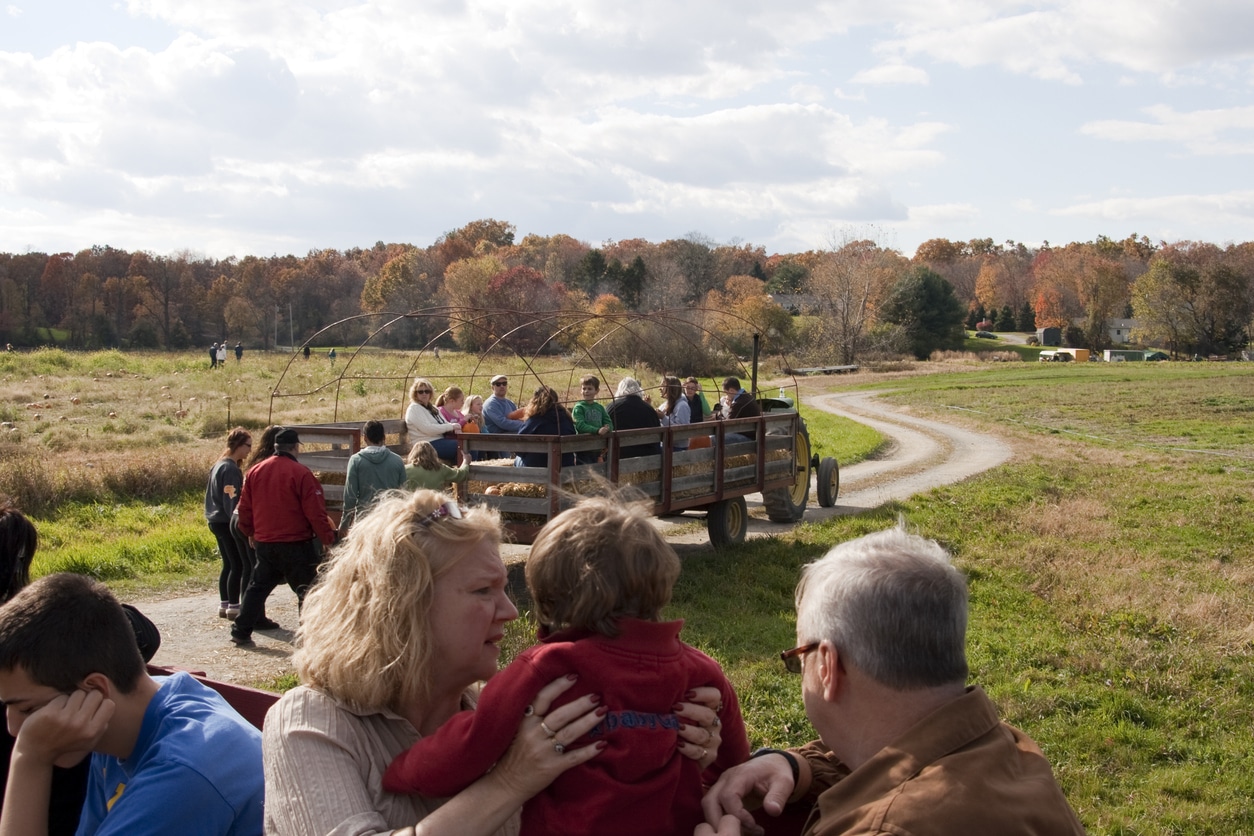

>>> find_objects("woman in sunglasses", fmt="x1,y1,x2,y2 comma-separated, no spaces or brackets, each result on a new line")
263,490,724,836
405,377,461,464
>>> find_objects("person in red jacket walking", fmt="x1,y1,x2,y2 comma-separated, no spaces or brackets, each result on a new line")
231,427,337,647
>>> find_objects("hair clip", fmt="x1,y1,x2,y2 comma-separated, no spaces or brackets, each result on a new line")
418,500,464,527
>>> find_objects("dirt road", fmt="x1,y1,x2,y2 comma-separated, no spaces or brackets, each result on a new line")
142,390,1010,685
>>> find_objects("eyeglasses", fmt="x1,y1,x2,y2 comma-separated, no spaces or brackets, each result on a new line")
780,642,819,674
493,381,508,386
418,500,464,527
416,389,433,395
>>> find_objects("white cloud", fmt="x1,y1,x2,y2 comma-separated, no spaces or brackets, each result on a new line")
1054,191,1254,227
3,0,1253,258
850,63,929,86
6,5,20,18
1081,104,1254,154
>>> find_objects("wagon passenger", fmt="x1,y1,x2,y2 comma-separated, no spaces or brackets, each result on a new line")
405,377,460,463
482,374,524,460
606,377,661,459
684,377,711,421
571,375,613,465
516,386,576,469
657,376,691,451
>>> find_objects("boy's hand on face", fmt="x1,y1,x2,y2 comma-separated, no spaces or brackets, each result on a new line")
15,689,114,768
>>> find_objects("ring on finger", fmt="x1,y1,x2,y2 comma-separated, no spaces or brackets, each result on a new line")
540,720,557,738
554,742,566,754
713,716,721,727
701,747,708,760
523,704,535,717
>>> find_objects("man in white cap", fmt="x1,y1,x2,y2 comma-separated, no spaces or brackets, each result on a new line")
231,427,337,647
482,373,524,459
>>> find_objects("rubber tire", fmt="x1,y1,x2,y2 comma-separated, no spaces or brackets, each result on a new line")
707,496,748,548
817,457,839,508
762,418,811,523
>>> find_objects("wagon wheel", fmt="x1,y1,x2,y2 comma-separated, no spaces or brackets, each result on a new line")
816,456,839,508
762,418,811,523
707,496,748,548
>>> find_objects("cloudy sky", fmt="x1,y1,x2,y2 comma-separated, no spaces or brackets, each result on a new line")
1,0,1251,260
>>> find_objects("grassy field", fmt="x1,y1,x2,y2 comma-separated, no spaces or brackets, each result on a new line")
1,347,878,583
501,359,1252,834
7,348,1254,833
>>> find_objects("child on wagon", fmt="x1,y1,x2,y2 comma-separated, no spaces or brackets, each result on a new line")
383,495,749,835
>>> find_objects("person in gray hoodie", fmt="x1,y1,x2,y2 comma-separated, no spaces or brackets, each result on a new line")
342,420,407,530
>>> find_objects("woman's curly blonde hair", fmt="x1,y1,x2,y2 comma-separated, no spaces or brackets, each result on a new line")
294,489,501,713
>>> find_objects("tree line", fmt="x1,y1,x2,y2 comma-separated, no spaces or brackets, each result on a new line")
2,222,1250,363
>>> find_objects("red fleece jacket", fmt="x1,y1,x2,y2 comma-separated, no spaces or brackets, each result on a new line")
384,618,750,836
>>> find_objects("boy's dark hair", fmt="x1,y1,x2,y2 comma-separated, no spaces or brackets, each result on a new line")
0,573,145,693
722,376,741,391
0,498,37,602
364,420,386,445
579,375,600,390
526,496,680,637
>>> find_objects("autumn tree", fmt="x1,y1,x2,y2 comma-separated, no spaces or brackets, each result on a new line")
880,267,966,359
807,238,906,364
435,219,516,268
442,254,506,351
703,276,794,357
473,266,569,355
1132,250,1251,356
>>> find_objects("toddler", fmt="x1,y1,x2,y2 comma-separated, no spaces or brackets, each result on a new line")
383,496,749,835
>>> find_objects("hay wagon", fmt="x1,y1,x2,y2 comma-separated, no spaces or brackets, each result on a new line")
269,306,839,547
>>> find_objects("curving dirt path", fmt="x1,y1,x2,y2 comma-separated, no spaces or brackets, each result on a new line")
141,390,1011,685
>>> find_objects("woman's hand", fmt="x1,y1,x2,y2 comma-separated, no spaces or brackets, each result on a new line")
487,675,605,801
675,686,724,770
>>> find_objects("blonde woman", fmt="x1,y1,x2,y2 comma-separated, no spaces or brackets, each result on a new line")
405,377,459,462
263,491,602,835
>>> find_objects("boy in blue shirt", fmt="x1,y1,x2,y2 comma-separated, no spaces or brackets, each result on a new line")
0,573,263,836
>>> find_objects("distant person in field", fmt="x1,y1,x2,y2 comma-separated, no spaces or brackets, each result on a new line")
0,573,261,836
232,427,338,647
234,342,243,363
328,347,336,364
341,420,406,530
217,342,227,368
303,344,310,361
699,526,1086,836
209,342,219,369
